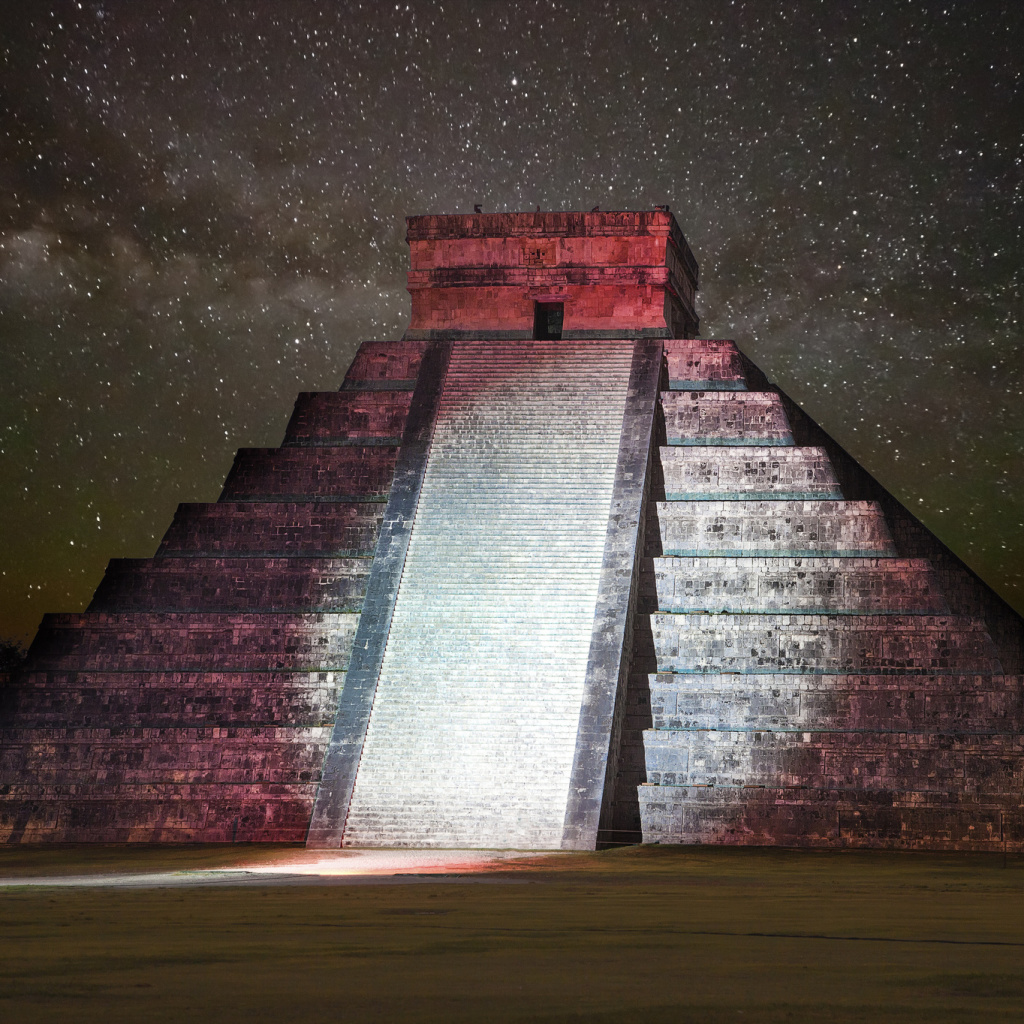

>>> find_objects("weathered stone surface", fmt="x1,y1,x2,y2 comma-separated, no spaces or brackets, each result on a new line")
638,784,1024,850
651,556,948,614
5,670,342,727
28,612,359,671
342,340,641,850
0,332,420,843
647,672,1024,732
663,339,746,390
661,446,842,500
662,391,793,445
405,211,699,339
219,446,397,502
307,340,452,849
639,342,1024,849
652,613,1002,675
3,209,1022,852
89,557,370,613
158,502,383,557
653,500,896,557
341,339,427,385
283,390,412,446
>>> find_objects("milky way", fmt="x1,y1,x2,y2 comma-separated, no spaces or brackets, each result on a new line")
1,1,1021,642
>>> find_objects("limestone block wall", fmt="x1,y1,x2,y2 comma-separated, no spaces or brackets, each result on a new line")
661,447,842,501
0,340,426,842
662,392,793,446
665,340,745,390
27,612,358,672
219,446,398,502
651,556,948,614
284,391,412,445
635,337,1024,851
656,500,896,557
342,340,425,385
158,503,383,557
90,557,369,613
404,211,699,339
652,613,1001,675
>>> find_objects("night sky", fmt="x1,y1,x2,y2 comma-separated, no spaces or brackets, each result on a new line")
1,1,1021,644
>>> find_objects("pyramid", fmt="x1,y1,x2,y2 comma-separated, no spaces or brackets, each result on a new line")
2,210,1022,850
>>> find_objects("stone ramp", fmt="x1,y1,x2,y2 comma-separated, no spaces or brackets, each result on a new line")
341,340,642,849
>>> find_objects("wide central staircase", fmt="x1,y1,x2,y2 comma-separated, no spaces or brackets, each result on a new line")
343,340,635,848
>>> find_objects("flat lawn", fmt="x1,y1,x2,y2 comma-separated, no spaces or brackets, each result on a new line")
1,844,1023,1022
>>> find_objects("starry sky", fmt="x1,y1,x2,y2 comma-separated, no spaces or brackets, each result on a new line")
1,0,1022,643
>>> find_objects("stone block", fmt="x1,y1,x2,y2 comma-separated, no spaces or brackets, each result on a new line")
342,340,427,384
662,339,746,390
157,502,383,557
219,447,397,501
661,390,793,445
4,669,342,728
652,613,1003,674
89,558,370,613
653,499,896,557
661,447,842,500
283,391,412,445
28,612,359,671
652,556,948,614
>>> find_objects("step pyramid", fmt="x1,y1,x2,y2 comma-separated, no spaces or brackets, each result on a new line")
2,210,1021,850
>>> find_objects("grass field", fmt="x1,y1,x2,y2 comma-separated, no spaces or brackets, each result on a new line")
1,844,1023,1022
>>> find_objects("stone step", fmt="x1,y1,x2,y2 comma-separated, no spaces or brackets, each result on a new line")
0,727,329,781
652,499,896,556
3,669,342,727
661,446,842,500
340,339,426,386
157,502,384,557
0,784,318,842
27,612,359,672
282,390,412,446
642,726,1024,790
88,557,370,613
219,447,397,502
661,390,793,445
652,613,1003,674
638,786,1024,849
647,673,1024,731
663,339,747,390
650,556,948,614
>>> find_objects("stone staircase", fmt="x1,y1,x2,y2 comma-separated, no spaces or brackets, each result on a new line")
342,340,637,848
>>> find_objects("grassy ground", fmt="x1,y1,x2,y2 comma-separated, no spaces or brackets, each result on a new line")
1,844,1023,1022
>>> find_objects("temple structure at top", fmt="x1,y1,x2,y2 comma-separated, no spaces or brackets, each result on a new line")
2,210,1022,851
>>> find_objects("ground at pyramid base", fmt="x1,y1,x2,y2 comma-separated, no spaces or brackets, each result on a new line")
2,209,1022,851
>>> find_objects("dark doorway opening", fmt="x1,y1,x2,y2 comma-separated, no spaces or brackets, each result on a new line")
533,302,564,340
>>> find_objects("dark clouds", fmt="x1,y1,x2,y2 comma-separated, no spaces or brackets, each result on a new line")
1,0,1022,641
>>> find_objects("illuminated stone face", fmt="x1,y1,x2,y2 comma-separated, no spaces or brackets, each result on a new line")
633,339,1024,849
2,209,1023,853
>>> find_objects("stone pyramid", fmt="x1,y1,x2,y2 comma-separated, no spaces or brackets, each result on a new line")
2,210,1021,850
